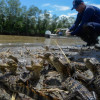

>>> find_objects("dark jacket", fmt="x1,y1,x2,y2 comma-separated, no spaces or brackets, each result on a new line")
69,5,100,35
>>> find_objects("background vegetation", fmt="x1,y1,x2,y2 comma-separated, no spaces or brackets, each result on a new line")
0,0,75,36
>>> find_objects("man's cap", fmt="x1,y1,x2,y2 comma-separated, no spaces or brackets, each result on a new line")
71,0,84,10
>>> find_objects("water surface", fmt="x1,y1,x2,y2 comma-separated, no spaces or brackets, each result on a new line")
0,35,86,47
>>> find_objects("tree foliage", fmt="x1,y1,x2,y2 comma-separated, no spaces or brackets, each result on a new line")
0,0,75,36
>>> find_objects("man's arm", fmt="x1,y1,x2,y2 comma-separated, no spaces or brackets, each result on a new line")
69,13,82,32
66,13,82,36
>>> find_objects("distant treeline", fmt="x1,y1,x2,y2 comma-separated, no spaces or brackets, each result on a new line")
0,0,75,36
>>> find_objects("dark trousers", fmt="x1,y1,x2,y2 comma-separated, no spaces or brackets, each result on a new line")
76,22,100,44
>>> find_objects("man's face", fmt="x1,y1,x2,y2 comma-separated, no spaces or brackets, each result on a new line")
75,3,83,13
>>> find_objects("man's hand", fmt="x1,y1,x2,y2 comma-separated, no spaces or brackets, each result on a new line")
65,30,71,36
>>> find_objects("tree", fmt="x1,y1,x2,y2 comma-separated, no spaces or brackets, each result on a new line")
5,0,21,34
68,17,75,27
0,0,7,33
50,15,59,33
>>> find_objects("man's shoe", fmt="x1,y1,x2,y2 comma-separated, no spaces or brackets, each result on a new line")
95,43,100,49
86,43,95,46
82,43,94,47
86,40,98,46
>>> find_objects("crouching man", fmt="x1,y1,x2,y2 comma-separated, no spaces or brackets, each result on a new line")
66,0,100,46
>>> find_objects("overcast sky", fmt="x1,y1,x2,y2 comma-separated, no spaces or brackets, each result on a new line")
20,0,100,17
